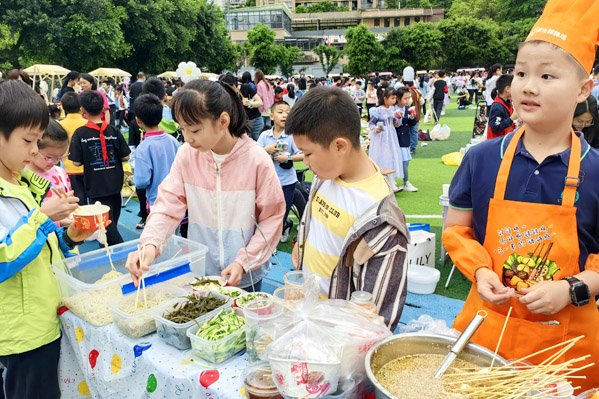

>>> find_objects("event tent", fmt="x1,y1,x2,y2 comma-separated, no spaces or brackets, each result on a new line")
88,68,131,83
157,71,178,78
23,64,71,97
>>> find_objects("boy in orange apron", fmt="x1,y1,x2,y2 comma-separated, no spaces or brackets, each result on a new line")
442,0,599,392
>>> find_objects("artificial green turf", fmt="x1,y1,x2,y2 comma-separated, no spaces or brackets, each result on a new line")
276,101,478,300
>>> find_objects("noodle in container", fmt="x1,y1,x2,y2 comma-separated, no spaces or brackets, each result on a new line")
73,204,110,231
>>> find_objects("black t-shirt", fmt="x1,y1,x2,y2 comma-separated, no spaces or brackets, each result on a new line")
129,81,144,111
298,77,307,91
69,123,131,198
239,84,261,120
433,79,447,101
59,86,74,99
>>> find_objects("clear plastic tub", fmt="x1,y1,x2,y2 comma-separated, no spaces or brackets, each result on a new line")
108,284,186,338
187,306,246,364
244,298,283,362
153,290,230,350
283,271,306,287
242,361,283,399
52,236,207,326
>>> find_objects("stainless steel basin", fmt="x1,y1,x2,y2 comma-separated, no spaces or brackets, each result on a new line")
365,333,510,399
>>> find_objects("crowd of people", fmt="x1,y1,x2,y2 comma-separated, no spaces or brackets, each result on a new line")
3,0,599,391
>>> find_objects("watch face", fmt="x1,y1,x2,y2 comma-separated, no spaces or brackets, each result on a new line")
572,281,590,305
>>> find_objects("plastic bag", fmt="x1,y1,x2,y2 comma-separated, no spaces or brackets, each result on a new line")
442,152,463,166
398,315,460,337
265,275,391,399
431,123,451,140
423,107,433,124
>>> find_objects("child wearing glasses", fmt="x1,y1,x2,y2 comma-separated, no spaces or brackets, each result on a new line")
26,120,73,227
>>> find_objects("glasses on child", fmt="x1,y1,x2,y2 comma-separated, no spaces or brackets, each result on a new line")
573,120,594,128
36,152,69,163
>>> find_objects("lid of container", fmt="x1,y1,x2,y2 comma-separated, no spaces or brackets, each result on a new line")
244,363,279,393
351,291,373,304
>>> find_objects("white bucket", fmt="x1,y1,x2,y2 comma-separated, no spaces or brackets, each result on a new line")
407,265,440,295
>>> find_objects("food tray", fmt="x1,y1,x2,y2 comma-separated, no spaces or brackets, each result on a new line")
108,284,186,338
187,306,246,364
52,236,207,326
153,290,230,350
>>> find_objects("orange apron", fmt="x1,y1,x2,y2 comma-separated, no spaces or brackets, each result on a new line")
453,127,599,392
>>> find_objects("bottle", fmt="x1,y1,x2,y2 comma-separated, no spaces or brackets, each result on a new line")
350,291,378,314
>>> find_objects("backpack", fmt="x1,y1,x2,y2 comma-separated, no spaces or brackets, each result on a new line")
409,88,423,122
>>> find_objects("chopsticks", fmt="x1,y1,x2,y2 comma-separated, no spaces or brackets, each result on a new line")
135,244,148,310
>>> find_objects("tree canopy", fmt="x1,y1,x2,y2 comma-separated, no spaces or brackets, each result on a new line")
345,24,382,76
0,0,240,74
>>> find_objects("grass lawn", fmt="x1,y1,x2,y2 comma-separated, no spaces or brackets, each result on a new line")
277,101,478,300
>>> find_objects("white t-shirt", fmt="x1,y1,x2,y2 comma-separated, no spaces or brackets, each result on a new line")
211,151,228,166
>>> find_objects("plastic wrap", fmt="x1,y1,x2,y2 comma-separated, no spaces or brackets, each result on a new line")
265,275,391,399
398,314,460,337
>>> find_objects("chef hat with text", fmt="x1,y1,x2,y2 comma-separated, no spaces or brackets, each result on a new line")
526,0,599,73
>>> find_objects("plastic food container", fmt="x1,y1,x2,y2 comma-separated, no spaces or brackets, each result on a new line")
73,204,110,231
407,264,440,295
576,388,599,399
269,357,340,398
187,306,246,364
153,290,230,350
234,292,273,311
273,286,304,303
108,284,186,338
283,271,305,287
52,236,208,326
243,361,283,399
244,298,283,362
211,286,244,299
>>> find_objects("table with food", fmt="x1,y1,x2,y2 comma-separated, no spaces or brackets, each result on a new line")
54,206,599,399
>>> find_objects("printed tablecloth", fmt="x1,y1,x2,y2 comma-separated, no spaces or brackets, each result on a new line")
58,307,249,399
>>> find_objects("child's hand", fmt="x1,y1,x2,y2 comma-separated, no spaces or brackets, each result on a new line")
274,154,288,163
393,120,400,127
40,195,80,221
66,222,110,243
475,268,511,305
264,143,277,155
125,244,157,287
519,280,570,315
221,262,244,286
375,127,382,133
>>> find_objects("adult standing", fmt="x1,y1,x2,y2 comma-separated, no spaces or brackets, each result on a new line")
432,71,448,123
79,73,110,124
225,72,264,140
128,72,146,148
57,71,80,101
485,64,503,113
255,70,275,128
298,71,307,92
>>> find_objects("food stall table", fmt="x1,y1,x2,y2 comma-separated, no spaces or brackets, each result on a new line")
58,308,248,399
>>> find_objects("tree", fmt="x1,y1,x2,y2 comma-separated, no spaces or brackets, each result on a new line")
437,17,508,70
399,22,442,70
246,24,279,74
277,45,303,78
55,0,130,71
295,5,307,12
386,0,398,9
447,0,500,20
345,25,381,76
499,18,537,64
313,44,343,75
295,1,349,13
497,0,547,22
402,0,432,7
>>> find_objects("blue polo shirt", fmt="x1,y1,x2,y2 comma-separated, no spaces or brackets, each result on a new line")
449,130,599,270
257,128,302,186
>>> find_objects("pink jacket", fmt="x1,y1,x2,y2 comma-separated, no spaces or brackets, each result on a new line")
257,80,275,113
140,135,285,287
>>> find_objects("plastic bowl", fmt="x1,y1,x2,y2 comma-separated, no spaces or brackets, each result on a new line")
269,357,340,398
73,204,110,231
243,361,283,399
234,292,273,312
407,265,440,294
283,271,306,287
273,286,304,303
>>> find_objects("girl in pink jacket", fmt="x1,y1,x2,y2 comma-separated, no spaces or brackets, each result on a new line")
126,79,285,289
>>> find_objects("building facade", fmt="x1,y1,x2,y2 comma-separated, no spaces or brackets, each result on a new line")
225,3,444,75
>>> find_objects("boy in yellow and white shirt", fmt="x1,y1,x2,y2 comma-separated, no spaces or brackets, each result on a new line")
289,87,409,330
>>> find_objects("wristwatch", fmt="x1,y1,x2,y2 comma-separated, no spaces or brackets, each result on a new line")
563,276,590,307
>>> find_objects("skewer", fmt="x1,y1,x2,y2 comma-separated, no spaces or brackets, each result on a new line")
170,248,183,261
251,215,287,275
490,306,512,368
135,244,148,310
141,244,148,308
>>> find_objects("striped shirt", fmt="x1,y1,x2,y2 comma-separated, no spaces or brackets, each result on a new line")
303,169,390,288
